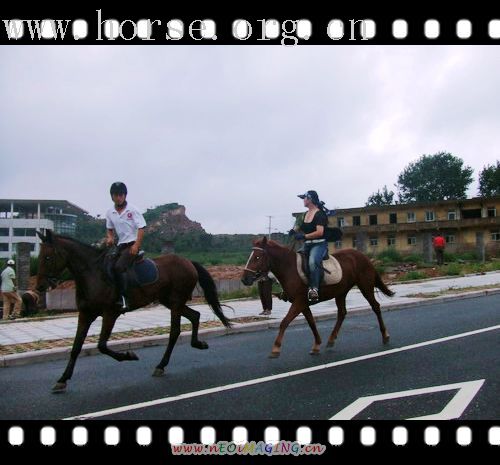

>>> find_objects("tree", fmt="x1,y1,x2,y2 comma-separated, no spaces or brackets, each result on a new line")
366,185,395,206
478,161,500,197
396,152,473,203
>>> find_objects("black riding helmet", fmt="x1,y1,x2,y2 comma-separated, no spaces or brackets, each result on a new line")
110,182,127,197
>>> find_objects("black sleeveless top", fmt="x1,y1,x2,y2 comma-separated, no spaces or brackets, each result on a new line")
301,210,328,237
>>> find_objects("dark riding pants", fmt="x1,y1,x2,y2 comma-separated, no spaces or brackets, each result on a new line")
113,242,136,298
258,276,273,311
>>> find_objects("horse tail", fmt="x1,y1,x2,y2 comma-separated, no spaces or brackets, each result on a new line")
191,261,232,328
375,272,395,297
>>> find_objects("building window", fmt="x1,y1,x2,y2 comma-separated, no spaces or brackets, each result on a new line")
387,236,396,246
389,213,397,224
491,231,500,241
337,217,345,227
0,228,9,237
335,241,342,248
448,210,457,220
370,237,378,246
446,235,456,244
352,216,361,226
425,211,435,222
488,207,497,218
352,238,358,248
407,212,416,223
369,215,378,225
13,228,37,237
0,244,9,252
407,236,417,245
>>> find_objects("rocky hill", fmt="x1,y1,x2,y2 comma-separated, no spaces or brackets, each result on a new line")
144,203,205,237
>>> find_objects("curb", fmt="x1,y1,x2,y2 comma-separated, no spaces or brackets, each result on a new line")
1,288,500,368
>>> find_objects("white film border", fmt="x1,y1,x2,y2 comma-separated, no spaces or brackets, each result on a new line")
3,425,499,447
3,18,500,41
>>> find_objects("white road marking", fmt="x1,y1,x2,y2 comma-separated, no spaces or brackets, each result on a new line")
330,379,485,420
64,324,500,420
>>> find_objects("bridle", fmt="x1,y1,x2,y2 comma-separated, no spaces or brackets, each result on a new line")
243,246,270,280
41,244,66,288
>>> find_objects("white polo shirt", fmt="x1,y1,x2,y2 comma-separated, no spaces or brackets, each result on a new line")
106,203,146,245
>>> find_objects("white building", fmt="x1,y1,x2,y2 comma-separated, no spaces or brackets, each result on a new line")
0,199,88,258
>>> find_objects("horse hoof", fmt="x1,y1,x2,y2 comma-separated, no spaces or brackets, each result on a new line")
192,341,209,350
383,337,390,345
127,351,139,361
309,350,321,356
326,342,334,348
152,368,165,377
52,382,67,393
268,352,280,359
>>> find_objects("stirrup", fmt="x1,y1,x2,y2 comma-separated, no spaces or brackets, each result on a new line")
308,288,319,302
118,295,129,311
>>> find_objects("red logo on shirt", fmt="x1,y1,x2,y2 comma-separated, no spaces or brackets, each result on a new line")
127,212,133,219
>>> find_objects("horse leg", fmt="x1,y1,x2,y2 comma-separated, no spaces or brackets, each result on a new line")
180,305,209,350
302,306,322,355
153,309,182,377
97,310,140,361
359,285,390,344
52,312,97,393
270,301,303,358
327,293,348,348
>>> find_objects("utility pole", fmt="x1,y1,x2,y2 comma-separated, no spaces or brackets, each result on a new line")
266,216,274,239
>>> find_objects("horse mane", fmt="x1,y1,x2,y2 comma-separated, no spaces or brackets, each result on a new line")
54,234,101,254
253,238,289,251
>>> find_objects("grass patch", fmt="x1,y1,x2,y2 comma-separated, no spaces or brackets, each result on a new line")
406,284,500,299
398,271,427,281
445,263,462,276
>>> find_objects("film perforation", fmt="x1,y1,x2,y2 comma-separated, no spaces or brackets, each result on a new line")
3,424,500,448
3,16,500,43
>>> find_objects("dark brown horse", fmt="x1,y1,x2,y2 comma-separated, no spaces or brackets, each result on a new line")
241,238,393,358
36,230,231,393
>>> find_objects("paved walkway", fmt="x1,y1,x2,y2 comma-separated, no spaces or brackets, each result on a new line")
1,272,500,346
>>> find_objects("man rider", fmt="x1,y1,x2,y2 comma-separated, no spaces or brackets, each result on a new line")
105,182,146,311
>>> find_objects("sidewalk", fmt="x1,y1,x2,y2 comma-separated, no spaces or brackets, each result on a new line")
1,272,500,365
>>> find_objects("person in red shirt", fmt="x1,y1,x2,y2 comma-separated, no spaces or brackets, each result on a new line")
433,234,446,265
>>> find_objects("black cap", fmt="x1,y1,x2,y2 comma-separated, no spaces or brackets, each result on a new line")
298,190,319,204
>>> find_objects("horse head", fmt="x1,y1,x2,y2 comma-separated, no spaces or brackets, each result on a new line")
36,230,68,292
241,236,272,286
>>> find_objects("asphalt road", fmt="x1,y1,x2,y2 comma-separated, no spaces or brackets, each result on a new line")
1,294,499,421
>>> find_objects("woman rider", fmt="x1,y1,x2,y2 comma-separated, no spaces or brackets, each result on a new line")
292,190,329,302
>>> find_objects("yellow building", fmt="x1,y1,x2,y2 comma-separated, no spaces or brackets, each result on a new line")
295,196,500,259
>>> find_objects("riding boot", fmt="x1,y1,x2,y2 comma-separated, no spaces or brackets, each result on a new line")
117,272,130,312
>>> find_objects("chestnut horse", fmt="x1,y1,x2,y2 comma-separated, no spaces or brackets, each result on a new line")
36,230,231,393
241,237,393,358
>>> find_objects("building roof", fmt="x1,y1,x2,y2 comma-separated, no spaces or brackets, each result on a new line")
0,199,88,215
292,196,500,217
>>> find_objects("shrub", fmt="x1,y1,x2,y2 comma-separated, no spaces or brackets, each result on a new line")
402,253,424,264
445,263,462,276
400,271,427,281
377,248,403,264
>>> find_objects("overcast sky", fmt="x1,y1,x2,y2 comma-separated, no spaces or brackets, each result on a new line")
1,45,499,234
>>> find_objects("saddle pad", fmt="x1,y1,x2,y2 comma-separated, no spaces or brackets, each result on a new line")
297,254,343,286
128,258,159,287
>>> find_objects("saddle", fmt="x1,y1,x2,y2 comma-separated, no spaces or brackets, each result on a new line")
296,252,342,286
104,250,159,287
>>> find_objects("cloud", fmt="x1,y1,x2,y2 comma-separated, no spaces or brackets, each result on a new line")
0,45,498,233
